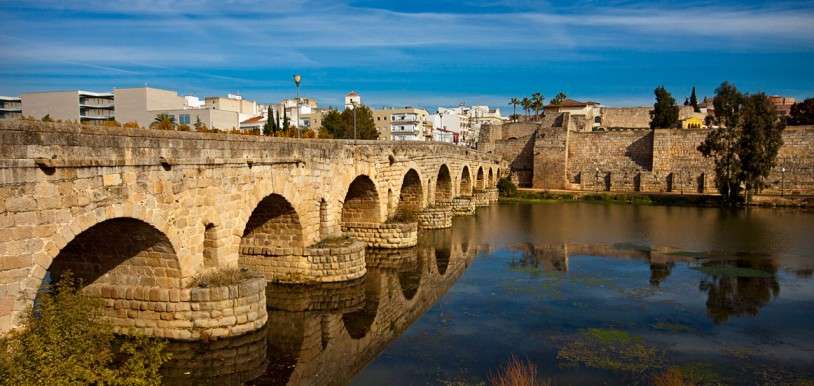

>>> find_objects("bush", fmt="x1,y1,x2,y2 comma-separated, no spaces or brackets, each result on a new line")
497,177,517,197
0,273,169,385
489,356,549,386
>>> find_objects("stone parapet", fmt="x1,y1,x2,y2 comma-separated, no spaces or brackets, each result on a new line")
452,197,475,216
417,203,453,229
239,240,366,284
341,222,418,248
472,190,490,206
84,277,268,341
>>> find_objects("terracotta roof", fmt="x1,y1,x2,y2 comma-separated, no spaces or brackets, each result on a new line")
240,115,265,124
346,91,359,96
545,99,599,108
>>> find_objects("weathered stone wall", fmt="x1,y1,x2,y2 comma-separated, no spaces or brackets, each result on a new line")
341,222,418,249
566,129,653,190
532,126,569,189
452,197,475,216
417,203,453,229
0,120,500,335
600,107,651,129
239,239,367,283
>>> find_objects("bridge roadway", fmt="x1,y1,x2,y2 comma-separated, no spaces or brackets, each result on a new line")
0,121,504,339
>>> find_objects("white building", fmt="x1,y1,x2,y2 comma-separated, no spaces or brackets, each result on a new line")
344,91,361,110
431,104,504,146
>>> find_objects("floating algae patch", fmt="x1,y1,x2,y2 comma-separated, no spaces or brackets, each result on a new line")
650,322,696,333
655,363,726,386
691,264,773,278
557,328,663,374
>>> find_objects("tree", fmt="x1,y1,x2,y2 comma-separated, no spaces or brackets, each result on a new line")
262,106,274,135
521,97,531,118
509,97,520,121
649,86,679,129
320,108,343,138
0,273,169,385
698,82,785,204
282,108,290,132
684,97,690,106
551,91,567,105
320,106,378,139
690,86,700,112
531,92,544,118
150,113,175,130
788,98,814,125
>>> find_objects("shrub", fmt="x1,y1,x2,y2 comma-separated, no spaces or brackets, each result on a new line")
497,177,517,197
0,273,169,385
489,356,549,386
122,121,141,129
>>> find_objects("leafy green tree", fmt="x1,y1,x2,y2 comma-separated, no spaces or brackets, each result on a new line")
649,86,679,129
497,177,517,197
0,273,169,385
690,86,700,112
684,97,690,106
521,97,531,117
282,108,290,132
509,97,520,121
788,98,814,125
150,113,175,130
698,82,785,204
262,106,274,135
320,108,343,138
319,106,378,139
551,92,567,105
531,92,544,118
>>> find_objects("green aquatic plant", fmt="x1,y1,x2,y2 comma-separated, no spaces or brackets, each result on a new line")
557,328,662,373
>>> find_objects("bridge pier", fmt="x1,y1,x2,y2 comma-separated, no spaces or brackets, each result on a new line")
417,203,454,229
452,197,476,216
341,222,418,248
472,190,490,207
239,239,367,283
486,188,499,203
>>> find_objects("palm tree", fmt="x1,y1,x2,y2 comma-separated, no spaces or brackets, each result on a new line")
509,97,520,122
150,113,175,130
521,97,531,118
531,92,544,119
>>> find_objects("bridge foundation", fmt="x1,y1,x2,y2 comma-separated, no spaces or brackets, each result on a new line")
239,239,367,283
472,190,490,207
417,203,454,229
341,222,418,248
452,197,476,216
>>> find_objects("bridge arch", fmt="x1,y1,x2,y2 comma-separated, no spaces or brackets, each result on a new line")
240,193,304,250
341,270,381,340
435,164,453,203
459,165,473,196
396,168,423,220
476,166,485,191
488,167,494,187
47,217,182,289
342,175,382,224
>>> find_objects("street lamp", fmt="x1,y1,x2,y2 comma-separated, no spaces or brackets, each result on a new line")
351,100,357,140
293,73,301,138
781,167,786,196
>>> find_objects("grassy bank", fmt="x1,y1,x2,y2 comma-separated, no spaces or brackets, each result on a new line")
500,189,811,208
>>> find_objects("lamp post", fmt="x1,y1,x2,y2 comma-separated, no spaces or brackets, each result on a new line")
781,167,786,196
293,73,301,138
351,100,357,140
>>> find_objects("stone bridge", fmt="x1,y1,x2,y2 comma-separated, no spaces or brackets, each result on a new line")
0,121,504,339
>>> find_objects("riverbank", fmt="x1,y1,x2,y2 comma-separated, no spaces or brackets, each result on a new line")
499,188,813,208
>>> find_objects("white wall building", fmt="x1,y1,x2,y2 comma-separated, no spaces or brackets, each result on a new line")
344,91,361,110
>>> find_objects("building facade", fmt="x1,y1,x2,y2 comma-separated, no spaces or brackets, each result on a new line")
22,90,115,123
372,107,431,141
0,97,22,120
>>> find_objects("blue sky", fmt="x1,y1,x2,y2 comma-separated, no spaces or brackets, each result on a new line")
1,0,813,111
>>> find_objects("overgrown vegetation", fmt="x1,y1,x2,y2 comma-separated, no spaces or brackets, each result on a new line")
497,177,517,197
0,273,169,385
557,328,662,374
489,356,550,386
189,268,259,288
320,104,378,139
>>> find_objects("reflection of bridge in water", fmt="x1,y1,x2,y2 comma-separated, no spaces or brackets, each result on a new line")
161,229,482,385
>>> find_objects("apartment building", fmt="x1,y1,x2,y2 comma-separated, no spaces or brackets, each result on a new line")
372,107,431,141
0,96,22,120
205,94,258,122
22,90,115,123
115,87,242,131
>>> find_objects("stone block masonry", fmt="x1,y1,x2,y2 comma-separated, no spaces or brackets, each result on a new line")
417,203,453,229
341,222,418,248
239,239,367,283
452,197,475,216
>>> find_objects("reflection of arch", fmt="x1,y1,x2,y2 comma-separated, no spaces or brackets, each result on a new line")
48,218,181,289
341,270,381,339
397,255,422,300
396,169,423,218
459,165,472,196
435,247,451,275
475,166,485,190
435,164,452,203
262,312,307,384
488,168,494,187
342,175,381,224
241,193,304,249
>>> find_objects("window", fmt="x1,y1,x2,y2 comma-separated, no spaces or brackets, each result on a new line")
179,114,191,124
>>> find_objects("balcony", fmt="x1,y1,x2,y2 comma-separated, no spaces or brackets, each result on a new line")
80,108,115,119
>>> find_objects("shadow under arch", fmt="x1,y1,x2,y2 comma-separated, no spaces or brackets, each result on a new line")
435,164,452,203
47,217,181,289
396,168,423,219
342,175,381,224
488,167,494,187
341,269,382,340
241,193,304,249
460,165,472,196
475,166,485,191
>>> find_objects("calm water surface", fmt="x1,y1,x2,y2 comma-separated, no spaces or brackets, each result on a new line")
164,203,814,385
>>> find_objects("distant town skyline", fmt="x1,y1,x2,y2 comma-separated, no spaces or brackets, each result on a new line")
1,0,813,110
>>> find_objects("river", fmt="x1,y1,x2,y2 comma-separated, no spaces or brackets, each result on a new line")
163,202,814,385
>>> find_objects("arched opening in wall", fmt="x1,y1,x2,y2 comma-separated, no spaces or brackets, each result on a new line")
396,169,423,222
319,198,329,240
241,193,304,252
460,166,472,196
435,247,451,275
341,271,380,339
342,175,381,224
697,174,705,193
666,173,674,192
435,164,452,203
47,218,181,291
488,168,494,187
203,223,217,268
475,167,485,191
